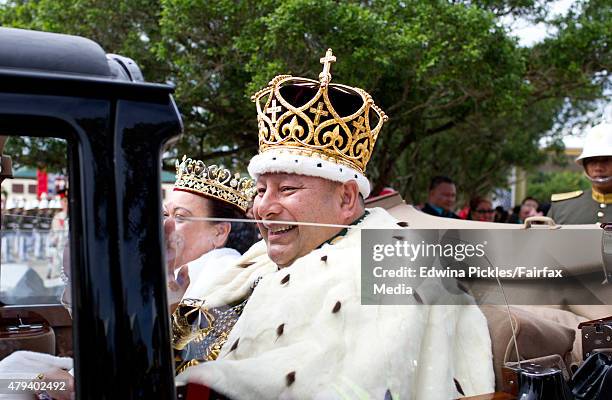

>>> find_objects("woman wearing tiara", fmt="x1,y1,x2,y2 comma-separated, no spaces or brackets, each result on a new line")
164,156,257,306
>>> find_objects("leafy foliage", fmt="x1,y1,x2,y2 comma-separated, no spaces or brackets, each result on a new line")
1,0,610,199
527,170,591,203
4,136,67,173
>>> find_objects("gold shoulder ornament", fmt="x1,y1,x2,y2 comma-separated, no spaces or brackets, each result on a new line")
551,190,583,202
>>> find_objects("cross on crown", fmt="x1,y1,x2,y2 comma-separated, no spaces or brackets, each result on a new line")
319,48,336,87
265,99,282,123
309,101,329,126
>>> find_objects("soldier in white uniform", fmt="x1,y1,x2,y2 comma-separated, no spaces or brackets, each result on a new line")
548,119,612,224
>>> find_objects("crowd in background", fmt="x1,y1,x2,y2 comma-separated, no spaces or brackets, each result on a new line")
414,175,549,224
0,171,553,272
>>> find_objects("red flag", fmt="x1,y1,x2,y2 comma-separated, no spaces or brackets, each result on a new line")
36,168,48,199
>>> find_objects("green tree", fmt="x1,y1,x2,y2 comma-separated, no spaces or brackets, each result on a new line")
1,0,610,200
3,137,67,173
156,0,611,199
527,170,591,203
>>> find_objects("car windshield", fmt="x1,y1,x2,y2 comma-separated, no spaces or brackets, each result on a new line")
1,213,69,305
0,136,69,306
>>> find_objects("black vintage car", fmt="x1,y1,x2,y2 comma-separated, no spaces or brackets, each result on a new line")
2,27,612,400
0,27,181,399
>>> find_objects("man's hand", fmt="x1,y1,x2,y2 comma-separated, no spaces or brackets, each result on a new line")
167,264,190,313
40,367,74,400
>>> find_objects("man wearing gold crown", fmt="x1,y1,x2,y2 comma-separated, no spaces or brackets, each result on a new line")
174,50,495,399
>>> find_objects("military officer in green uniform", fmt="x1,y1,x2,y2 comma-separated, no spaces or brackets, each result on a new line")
548,119,612,224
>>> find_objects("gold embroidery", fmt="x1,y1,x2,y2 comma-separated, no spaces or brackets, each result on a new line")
173,297,248,373
172,299,211,351
592,189,612,204
173,278,262,374
176,359,200,375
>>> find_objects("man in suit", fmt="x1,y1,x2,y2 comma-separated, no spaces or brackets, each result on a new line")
421,175,459,218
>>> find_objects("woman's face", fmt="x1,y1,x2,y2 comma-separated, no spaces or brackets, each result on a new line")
471,200,495,222
519,199,538,220
163,191,220,271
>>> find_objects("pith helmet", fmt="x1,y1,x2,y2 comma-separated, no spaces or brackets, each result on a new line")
576,120,612,166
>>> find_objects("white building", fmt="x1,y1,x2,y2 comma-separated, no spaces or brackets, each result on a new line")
1,167,176,208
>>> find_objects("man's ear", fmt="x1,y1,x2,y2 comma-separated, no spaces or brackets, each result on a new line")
213,222,231,248
339,180,361,213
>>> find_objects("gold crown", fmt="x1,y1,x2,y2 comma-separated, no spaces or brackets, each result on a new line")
174,156,256,213
251,49,388,174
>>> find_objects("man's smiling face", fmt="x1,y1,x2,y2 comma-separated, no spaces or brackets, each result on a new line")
253,173,345,267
